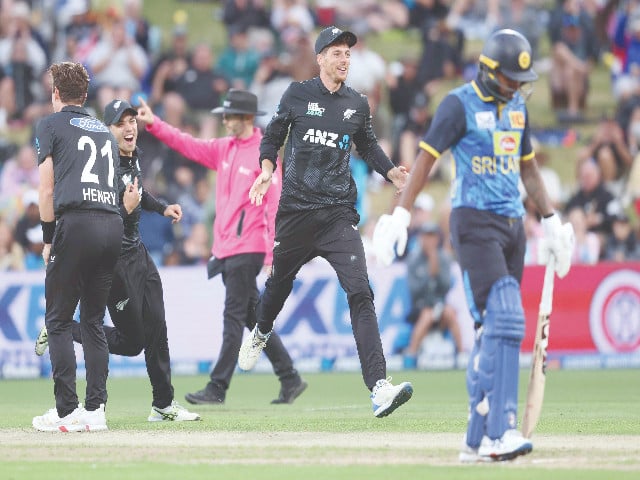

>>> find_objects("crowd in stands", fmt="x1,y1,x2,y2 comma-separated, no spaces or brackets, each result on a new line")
1,0,640,279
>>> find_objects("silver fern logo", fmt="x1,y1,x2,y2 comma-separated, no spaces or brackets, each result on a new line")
343,109,356,120
116,298,129,311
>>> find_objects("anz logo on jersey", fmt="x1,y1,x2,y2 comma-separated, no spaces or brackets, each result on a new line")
302,129,350,150
70,117,109,133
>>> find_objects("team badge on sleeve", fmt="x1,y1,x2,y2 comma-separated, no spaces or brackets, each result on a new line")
509,111,525,129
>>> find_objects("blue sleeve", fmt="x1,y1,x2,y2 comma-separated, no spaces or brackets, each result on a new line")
421,94,466,156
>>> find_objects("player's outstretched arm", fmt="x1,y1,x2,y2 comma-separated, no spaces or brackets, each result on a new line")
250,159,275,206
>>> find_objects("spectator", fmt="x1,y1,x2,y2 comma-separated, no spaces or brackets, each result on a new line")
333,0,408,33
547,0,599,121
417,18,463,98
0,1,48,124
175,176,211,239
523,196,544,266
603,212,640,261
409,192,435,232
578,116,633,194
396,92,432,170
387,55,422,164
564,158,617,239
14,189,40,251
0,217,24,271
173,43,229,121
216,24,261,90
122,0,154,54
611,1,640,94
493,0,546,59
406,0,450,32
24,224,45,270
278,26,319,82
173,222,210,266
222,0,271,33
270,0,315,37
403,222,462,369
149,25,191,105
249,49,293,131
346,27,387,116
518,138,563,210
139,208,175,265
567,206,601,264
0,144,39,204
86,15,149,110
51,3,99,64
446,0,498,41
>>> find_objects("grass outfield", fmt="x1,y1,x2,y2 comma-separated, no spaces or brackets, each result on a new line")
1,369,638,479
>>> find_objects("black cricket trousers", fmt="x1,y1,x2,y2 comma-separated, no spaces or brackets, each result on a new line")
210,253,299,391
257,205,386,391
45,210,123,417
72,242,174,409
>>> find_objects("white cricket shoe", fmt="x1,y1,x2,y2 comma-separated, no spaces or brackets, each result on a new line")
82,404,108,432
370,377,413,418
238,326,271,371
459,444,482,463
35,326,48,356
148,401,201,422
478,429,532,461
33,404,106,432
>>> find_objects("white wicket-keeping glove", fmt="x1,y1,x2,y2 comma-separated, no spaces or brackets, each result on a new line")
539,213,575,278
372,207,411,266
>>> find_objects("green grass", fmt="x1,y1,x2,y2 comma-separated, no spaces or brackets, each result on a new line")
1,370,639,479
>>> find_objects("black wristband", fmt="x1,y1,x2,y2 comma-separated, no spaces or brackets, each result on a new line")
156,201,168,215
41,220,56,244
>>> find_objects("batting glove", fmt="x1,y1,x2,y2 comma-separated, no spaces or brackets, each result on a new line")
540,213,575,278
372,207,411,266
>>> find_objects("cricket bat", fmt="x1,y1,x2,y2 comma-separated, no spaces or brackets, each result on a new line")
521,258,556,438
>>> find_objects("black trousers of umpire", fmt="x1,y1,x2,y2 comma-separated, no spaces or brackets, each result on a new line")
257,205,386,391
45,210,123,417
209,253,299,392
72,242,174,409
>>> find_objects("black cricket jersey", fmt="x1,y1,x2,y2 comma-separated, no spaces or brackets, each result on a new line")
35,105,120,217
260,77,394,212
117,148,167,254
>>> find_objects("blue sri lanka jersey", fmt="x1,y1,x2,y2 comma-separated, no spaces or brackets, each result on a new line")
419,80,534,218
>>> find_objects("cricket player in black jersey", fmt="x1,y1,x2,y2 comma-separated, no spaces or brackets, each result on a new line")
32,62,123,432
238,26,413,417
35,99,201,423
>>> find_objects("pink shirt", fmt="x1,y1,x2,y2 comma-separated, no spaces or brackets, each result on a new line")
146,118,281,264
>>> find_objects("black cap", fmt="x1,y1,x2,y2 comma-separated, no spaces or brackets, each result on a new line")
211,89,266,116
614,212,630,223
314,26,357,54
104,99,137,126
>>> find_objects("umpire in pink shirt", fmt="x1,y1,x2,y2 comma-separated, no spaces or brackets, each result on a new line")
136,89,306,404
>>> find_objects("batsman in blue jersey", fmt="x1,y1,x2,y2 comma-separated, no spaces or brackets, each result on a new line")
373,29,574,462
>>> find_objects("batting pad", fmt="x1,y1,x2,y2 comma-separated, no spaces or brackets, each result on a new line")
471,276,526,443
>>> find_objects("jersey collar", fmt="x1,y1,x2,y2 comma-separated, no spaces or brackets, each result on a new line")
60,105,90,116
315,77,348,96
471,79,495,103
